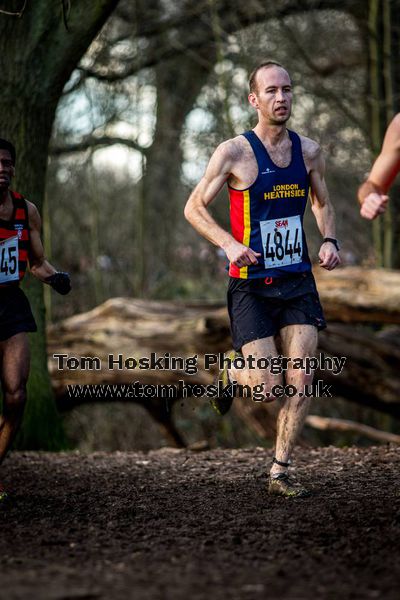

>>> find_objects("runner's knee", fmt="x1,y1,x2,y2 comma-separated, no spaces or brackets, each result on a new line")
285,367,314,388
251,375,284,402
3,384,27,415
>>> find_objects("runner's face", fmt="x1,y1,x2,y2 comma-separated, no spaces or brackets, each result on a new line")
249,67,292,124
0,150,14,191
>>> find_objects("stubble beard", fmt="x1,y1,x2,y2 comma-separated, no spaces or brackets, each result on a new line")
271,105,291,126
259,104,291,127
271,116,289,126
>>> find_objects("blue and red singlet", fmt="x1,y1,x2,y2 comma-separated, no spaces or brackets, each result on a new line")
228,129,311,279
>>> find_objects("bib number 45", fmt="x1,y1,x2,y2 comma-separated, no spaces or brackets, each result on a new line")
0,235,19,283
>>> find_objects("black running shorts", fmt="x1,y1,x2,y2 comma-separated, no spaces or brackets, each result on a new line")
0,286,37,341
227,272,326,351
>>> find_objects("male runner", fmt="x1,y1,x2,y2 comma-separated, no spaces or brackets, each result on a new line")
0,138,71,502
358,114,400,219
184,61,340,497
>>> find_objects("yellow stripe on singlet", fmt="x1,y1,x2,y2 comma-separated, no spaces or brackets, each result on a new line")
239,190,251,279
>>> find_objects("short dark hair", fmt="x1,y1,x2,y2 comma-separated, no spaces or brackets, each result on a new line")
249,61,286,94
0,138,16,165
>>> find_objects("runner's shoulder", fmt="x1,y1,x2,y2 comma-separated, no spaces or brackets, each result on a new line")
214,136,247,165
26,200,41,227
298,134,321,162
12,195,39,221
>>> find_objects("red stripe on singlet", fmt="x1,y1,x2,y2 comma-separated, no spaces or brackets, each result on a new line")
228,188,244,277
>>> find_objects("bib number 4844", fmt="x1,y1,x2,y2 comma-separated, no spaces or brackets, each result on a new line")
260,215,303,268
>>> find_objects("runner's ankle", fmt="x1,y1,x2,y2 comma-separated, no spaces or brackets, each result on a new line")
270,465,288,477
270,456,291,476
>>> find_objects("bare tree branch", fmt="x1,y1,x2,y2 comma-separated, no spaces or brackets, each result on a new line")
50,134,147,156
306,415,400,444
75,0,349,85
0,0,27,17
279,18,368,134
61,0,71,31
280,19,362,77
63,72,86,95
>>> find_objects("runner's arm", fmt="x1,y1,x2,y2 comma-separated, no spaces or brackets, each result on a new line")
308,146,341,271
358,115,400,219
184,141,261,267
28,202,71,293
27,201,57,281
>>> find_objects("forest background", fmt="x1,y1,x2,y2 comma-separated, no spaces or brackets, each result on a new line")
0,0,398,451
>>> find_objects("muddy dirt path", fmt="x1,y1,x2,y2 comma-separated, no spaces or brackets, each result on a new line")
1,446,399,599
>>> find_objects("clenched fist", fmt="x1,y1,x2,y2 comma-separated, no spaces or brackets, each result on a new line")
360,192,389,220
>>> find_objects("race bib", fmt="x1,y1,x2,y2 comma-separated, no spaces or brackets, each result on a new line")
260,215,303,268
0,235,19,283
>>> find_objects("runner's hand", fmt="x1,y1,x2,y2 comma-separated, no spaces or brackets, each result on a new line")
45,272,71,295
223,240,261,267
360,192,389,220
318,242,341,271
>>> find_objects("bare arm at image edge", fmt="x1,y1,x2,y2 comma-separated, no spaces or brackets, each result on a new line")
358,114,400,220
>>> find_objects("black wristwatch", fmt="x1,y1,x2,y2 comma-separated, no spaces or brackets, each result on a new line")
322,237,340,251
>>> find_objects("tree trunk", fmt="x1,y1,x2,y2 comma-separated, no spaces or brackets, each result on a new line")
0,0,120,449
141,45,216,296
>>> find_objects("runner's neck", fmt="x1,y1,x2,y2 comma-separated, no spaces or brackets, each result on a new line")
253,123,288,147
0,191,12,213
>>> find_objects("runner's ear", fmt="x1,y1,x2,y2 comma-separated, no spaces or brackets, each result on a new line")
248,93,259,110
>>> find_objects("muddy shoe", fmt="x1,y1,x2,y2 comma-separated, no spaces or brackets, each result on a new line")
268,472,311,498
210,349,240,416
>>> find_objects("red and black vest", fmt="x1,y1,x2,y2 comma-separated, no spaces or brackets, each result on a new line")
0,191,30,286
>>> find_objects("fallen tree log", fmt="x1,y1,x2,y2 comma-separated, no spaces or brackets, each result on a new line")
316,324,400,416
47,300,400,416
47,297,229,393
47,298,229,447
314,266,400,323
47,266,400,445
